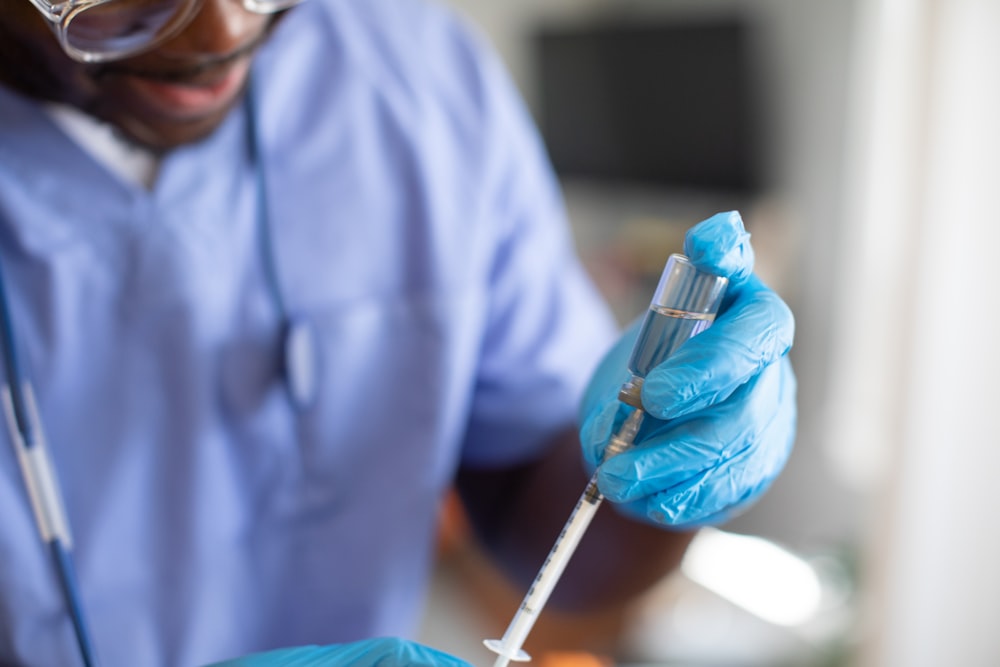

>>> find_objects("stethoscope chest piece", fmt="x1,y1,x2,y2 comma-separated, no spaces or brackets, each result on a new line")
282,315,320,411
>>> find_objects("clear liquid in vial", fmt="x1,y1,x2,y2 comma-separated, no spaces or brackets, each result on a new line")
628,305,715,378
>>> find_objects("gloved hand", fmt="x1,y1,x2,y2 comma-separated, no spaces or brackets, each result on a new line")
206,637,474,666
579,211,796,528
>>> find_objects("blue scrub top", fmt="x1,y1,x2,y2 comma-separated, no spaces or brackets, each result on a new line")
0,0,618,664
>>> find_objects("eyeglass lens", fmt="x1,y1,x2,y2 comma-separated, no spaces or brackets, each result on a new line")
64,0,198,57
62,0,298,60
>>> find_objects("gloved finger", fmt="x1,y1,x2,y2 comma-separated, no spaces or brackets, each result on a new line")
579,398,628,470
579,211,756,453
641,403,795,528
207,638,474,666
641,274,794,420
603,492,739,529
597,357,794,506
682,210,754,285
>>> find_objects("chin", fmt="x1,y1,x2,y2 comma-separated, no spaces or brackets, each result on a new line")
90,89,243,153
119,112,234,153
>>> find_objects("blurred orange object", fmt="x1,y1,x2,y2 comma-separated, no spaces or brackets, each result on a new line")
535,651,613,667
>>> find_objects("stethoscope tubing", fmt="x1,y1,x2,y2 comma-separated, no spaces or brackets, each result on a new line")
0,70,316,667
0,259,98,667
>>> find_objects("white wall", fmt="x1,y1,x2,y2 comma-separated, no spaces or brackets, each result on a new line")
840,0,1000,664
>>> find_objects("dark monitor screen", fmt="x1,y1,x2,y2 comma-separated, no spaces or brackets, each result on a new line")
534,18,761,194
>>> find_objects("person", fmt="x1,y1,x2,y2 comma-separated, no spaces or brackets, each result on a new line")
0,0,796,665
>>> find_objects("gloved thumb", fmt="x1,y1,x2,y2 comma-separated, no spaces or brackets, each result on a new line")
683,210,754,284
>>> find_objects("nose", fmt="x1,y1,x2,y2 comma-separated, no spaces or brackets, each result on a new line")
156,0,268,58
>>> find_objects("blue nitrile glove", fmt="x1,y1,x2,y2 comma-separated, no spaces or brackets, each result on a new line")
206,637,474,667
579,211,796,528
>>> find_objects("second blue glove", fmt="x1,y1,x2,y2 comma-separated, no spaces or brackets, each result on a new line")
207,637,473,667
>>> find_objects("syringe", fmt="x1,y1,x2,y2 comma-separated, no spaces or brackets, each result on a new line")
484,253,728,667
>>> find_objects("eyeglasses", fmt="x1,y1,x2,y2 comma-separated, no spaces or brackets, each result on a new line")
27,0,304,64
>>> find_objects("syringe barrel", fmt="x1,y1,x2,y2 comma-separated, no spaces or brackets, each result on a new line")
619,254,728,408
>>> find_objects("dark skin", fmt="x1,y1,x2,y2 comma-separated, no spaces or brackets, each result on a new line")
0,0,279,151
0,0,694,612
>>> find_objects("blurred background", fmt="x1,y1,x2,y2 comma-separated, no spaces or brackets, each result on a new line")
416,1,1000,666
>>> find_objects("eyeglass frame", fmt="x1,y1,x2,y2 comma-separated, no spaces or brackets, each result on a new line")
26,0,304,64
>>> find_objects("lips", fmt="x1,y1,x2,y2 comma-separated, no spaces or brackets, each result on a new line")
122,57,251,120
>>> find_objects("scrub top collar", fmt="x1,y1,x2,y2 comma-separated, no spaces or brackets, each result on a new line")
45,102,159,190
0,81,253,246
